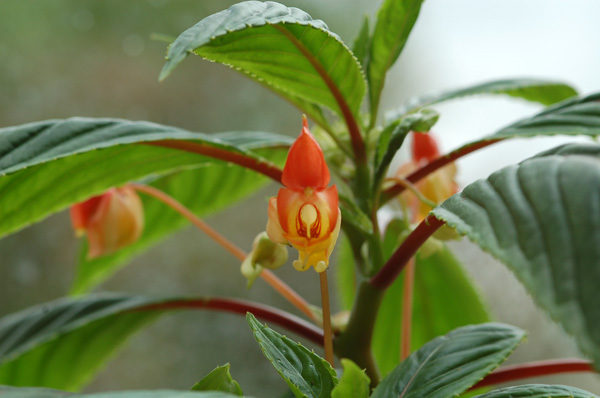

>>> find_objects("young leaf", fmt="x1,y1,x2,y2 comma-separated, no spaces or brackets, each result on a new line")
432,143,600,369
395,78,579,116
160,1,366,121
70,147,288,294
0,385,246,398
352,15,370,70
471,384,599,398
191,364,243,396
372,220,490,375
0,118,290,240
368,0,424,122
331,359,370,398
246,313,337,398
374,108,439,186
371,323,525,398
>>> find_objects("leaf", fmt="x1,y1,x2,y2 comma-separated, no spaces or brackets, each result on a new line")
368,0,424,120
471,384,599,398
431,143,600,369
191,364,243,396
0,117,290,240
335,235,358,311
331,359,370,398
371,323,525,398
71,147,288,294
352,15,370,69
372,219,490,375
0,295,167,391
395,78,579,116
246,313,337,398
434,144,600,368
160,1,366,120
0,385,245,398
374,108,439,186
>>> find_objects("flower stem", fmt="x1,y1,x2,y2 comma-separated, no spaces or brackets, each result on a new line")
129,183,317,322
137,297,324,345
400,257,415,361
320,270,335,367
470,358,595,390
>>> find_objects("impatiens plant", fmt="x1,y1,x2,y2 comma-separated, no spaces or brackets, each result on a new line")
1,1,600,397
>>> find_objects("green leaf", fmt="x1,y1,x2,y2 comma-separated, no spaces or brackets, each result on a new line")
395,78,579,116
471,384,599,398
0,385,245,398
160,1,366,120
431,143,600,369
0,295,166,391
371,323,525,398
372,220,490,375
368,0,424,121
352,15,370,70
191,364,243,396
71,147,288,294
331,359,369,398
0,117,289,242
335,235,358,311
246,313,337,398
374,108,439,186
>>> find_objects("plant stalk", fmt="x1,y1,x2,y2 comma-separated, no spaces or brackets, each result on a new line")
320,271,335,367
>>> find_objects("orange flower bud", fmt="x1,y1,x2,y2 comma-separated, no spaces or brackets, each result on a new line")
398,132,458,221
70,187,144,258
266,117,341,273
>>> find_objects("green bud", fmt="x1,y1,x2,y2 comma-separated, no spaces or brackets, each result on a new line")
241,232,288,288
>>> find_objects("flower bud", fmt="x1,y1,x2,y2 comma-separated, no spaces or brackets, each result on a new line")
70,187,144,258
241,232,288,287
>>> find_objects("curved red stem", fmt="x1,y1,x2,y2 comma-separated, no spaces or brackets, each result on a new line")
144,140,284,183
381,139,501,205
471,358,595,390
370,215,444,290
136,297,324,345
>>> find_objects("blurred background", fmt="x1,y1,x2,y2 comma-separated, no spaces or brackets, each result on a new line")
1,0,599,395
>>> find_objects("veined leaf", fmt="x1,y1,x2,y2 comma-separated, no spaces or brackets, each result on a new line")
0,118,290,240
372,219,490,376
371,323,525,398
0,385,245,398
246,313,337,398
191,364,243,396
160,1,366,121
395,78,579,116
71,147,288,294
471,384,599,398
331,359,369,398
368,0,424,121
431,143,600,368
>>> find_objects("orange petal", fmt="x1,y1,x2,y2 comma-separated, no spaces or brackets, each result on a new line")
281,118,330,190
70,193,105,234
266,197,288,244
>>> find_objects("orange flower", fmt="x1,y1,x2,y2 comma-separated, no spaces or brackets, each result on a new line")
70,187,144,258
397,132,458,221
266,117,341,273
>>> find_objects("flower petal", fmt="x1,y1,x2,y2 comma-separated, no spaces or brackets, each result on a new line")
412,131,440,164
281,117,330,190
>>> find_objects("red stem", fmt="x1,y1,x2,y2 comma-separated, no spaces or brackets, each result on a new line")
144,140,283,183
136,297,324,345
382,139,501,204
471,358,595,390
370,215,444,290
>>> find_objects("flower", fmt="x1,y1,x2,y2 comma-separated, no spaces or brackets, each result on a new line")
266,117,341,273
70,187,144,258
396,132,458,221
241,232,288,287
